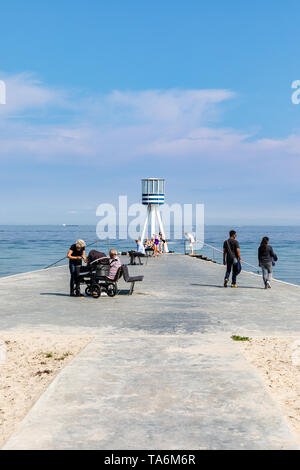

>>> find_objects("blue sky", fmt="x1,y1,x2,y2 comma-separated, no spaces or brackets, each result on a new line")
0,0,299,224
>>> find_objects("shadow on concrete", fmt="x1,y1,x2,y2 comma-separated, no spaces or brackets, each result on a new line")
116,290,130,296
116,290,148,296
40,293,70,297
190,283,262,290
40,291,134,297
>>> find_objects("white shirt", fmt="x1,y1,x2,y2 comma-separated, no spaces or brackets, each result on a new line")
186,233,195,244
137,242,145,255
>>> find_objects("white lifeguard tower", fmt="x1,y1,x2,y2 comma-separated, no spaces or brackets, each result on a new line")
141,178,169,253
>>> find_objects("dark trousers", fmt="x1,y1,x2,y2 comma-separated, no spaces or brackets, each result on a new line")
225,260,240,284
129,252,145,265
69,263,80,294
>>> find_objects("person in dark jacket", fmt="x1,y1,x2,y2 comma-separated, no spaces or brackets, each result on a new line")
67,239,86,296
223,230,242,288
258,237,278,289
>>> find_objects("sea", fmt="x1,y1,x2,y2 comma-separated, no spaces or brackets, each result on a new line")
0,225,299,286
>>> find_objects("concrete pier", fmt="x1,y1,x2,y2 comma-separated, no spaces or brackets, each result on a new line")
1,254,300,450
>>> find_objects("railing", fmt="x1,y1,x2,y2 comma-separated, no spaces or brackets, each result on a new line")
45,237,260,275
184,240,260,274
44,239,111,270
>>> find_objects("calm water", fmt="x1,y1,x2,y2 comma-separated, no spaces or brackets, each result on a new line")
0,225,299,285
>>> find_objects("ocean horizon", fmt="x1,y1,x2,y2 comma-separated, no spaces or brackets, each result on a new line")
0,225,299,286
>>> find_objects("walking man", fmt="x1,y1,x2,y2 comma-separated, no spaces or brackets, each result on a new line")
223,230,242,288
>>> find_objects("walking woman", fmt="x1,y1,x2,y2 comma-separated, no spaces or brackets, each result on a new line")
258,237,278,289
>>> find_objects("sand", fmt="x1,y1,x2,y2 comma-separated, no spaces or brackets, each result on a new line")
240,337,300,442
1,333,299,448
0,333,92,448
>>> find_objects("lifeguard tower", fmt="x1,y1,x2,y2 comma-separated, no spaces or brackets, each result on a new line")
141,178,169,253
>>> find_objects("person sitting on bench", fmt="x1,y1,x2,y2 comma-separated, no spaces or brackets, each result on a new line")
144,237,154,256
129,239,146,265
107,249,122,280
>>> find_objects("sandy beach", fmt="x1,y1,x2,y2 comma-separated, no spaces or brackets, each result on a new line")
0,333,92,448
240,337,300,443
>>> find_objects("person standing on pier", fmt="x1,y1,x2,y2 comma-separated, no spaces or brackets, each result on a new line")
258,237,278,289
223,230,242,288
185,232,195,256
159,232,167,254
154,234,160,258
67,240,86,296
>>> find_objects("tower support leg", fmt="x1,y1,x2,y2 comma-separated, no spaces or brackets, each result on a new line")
156,207,169,253
141,206,150,243
151,206,156,238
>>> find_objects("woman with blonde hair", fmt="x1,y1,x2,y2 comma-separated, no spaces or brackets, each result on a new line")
67,240,86,296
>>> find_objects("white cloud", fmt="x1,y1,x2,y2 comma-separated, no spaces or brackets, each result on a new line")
0,72,299,181
106,89,235,124
0,72,66,116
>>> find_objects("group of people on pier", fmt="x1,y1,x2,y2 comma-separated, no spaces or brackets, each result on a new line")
67,241,121,297
223,230,278,289
66,230,278,296
129,233,168,265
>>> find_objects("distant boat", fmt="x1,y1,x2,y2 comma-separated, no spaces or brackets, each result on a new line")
62,224,67,227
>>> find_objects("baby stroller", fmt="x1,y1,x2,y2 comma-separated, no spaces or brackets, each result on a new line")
75,253,122,299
